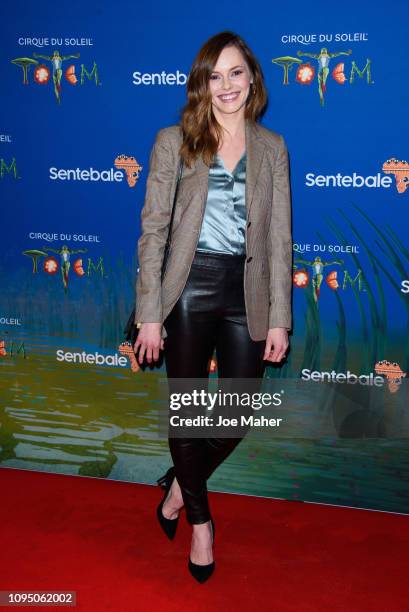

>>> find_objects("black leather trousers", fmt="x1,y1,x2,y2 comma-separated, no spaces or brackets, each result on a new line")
163,250,266,525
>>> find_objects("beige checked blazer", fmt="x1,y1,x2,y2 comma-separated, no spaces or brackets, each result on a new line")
134,118,293,341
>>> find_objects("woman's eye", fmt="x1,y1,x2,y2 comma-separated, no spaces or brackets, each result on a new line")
210,74,220,80
232,69,243,76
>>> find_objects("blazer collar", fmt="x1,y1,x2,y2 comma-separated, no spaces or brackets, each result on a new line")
193,118,266,219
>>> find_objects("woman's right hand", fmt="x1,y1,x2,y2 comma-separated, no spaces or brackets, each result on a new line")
133,322,164,364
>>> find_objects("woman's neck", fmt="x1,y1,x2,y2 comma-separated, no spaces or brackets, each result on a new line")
213,112,246,141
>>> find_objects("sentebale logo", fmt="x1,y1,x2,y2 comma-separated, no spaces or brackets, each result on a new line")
49,167,124,182
305,172,392,189
56,349,127,367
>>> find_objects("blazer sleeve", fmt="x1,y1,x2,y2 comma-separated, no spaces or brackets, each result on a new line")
267,134,293,331
134,129,177,324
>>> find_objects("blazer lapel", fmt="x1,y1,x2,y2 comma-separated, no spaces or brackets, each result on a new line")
192,155,210,215
190,118,266,220
245,119,266,219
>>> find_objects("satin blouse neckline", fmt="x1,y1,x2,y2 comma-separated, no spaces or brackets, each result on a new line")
214,151,247,175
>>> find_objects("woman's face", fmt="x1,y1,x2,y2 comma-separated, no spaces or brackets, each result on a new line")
208,45,253,118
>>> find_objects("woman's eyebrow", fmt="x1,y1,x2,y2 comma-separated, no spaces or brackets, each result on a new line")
210,65,245,74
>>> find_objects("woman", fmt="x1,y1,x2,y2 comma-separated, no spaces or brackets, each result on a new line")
133,31,292,582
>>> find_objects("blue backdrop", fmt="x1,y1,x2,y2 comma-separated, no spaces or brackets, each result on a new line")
1,0,408,514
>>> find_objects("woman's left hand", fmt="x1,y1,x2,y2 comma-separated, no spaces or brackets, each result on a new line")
263,328,289,363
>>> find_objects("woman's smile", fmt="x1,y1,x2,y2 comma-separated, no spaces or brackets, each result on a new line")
218,91,241,102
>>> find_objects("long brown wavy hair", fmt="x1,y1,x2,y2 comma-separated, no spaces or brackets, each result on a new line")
179,31,268,168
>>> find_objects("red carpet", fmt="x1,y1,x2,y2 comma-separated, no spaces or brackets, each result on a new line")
0,467,407,611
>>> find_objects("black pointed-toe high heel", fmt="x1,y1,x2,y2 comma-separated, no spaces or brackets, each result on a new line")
188,517,216,583
156,466,181,540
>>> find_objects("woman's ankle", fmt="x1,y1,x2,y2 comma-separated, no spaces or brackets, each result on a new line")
191,519,212,534
162,489,183,516
170,478,183,502
190,524,213,564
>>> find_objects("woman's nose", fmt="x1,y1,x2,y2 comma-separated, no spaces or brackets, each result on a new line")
221,77,233,89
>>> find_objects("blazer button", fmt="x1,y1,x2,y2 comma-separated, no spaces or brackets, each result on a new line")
246,256,253,263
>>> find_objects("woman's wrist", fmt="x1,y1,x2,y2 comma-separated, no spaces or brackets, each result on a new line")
137,321,161,327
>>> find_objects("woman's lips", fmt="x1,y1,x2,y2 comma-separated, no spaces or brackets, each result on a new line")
217,91,240,102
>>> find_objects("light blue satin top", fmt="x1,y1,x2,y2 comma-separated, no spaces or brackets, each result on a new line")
196,152,247,255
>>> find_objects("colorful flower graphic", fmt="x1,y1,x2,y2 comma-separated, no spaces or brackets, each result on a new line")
296,63,315,84
44,256,58,274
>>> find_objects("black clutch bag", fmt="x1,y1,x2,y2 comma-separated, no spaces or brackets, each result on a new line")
119,156,184,365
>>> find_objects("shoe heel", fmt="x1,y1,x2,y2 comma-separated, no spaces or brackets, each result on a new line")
157,466,173,489
157,475,167,487
156,466,180,541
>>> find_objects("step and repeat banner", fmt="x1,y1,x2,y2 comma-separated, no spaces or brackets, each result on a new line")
1,1,408,513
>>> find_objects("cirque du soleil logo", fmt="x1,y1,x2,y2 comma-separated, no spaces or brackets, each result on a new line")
22,245,106,292
271,47,373,106
292,255,367,303
10,50,101,104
